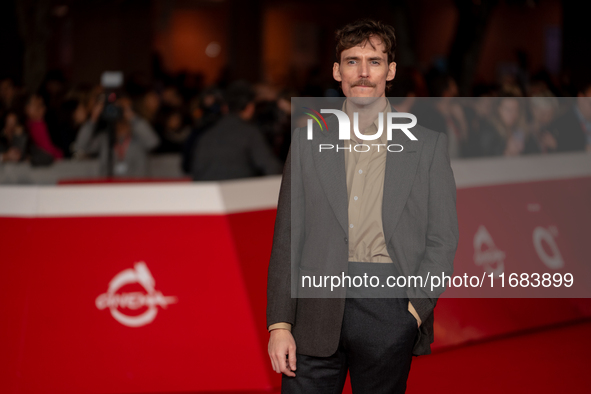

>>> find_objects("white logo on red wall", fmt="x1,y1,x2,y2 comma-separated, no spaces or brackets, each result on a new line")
533,225,564,269
473,225,505,277
95,262,177,327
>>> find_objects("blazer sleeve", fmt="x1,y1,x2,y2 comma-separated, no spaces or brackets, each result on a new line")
408,131,459,324
266,128,304,329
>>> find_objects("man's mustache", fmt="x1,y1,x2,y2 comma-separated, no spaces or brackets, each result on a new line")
351,79,376,88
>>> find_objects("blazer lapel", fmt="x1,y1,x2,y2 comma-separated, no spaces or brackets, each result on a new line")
382,128,423,245
311,115,349,236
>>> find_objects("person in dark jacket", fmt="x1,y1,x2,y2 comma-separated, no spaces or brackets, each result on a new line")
191,81,282,181
546,80,591,153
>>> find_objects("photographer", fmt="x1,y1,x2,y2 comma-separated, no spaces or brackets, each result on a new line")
73,95,160,177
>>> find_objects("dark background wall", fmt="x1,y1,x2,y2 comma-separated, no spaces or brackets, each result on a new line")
0,0,589,94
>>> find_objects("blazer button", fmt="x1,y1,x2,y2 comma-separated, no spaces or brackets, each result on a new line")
344,237,348,244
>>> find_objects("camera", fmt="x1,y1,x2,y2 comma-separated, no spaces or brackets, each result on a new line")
99,71,124,123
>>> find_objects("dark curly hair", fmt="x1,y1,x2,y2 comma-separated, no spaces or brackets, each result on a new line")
335,19,397,90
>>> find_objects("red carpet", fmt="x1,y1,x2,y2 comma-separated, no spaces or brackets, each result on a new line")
406,319,591,393
254,320,591,394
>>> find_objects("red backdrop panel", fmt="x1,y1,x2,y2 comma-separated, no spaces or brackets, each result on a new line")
1,176,590,393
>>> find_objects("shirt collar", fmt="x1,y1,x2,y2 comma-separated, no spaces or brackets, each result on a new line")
342,98,391,144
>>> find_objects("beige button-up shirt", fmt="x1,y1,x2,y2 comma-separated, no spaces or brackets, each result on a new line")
343,98,393,264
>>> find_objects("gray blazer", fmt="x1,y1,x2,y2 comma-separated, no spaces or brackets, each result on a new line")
267,112,459,357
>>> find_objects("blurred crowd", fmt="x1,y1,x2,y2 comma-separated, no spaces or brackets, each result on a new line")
389,68,591,158
0,67,589,181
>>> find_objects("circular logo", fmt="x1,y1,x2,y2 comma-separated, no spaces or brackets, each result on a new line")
96,262,177,327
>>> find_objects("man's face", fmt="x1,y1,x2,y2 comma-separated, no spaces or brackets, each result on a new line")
333,35,396,101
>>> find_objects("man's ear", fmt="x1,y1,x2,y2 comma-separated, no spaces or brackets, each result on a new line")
387,62,397,81
333,62,342,82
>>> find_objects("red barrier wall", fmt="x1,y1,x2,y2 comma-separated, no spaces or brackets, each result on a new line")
2,154,591,393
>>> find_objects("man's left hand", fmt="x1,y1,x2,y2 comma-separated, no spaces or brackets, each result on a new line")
408,301,422,328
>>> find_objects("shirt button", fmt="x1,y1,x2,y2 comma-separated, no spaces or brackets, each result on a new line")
354,196,358,201
358,169,363,174
350,224,354,228
344,237,348,244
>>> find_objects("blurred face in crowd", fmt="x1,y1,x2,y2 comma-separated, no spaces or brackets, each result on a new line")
532,106,555,126
3,113,18,137
162,87,182,107
530,99,557,126
577,86,591,120
333,35,396,102
115,119,131,139
117,96,133,111
45,80,64,97
143,91,160,114
73,103,88,126
202,94,216,108
498,98,520,128
25,95,46,121
277,97,291,115
241,102,256,121
0,79,16,105
254,83,277,102
116,96,136,121
474,96,493,117
166,112,183,131
443,78,459,97
86,85,104,112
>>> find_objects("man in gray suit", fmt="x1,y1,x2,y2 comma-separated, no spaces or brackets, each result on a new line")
267,19,459,393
